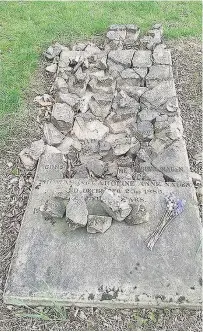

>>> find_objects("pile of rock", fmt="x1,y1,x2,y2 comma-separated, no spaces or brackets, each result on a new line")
20,24,188,185
40,189,149,233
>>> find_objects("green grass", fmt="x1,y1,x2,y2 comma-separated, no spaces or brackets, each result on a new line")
0,1,202,115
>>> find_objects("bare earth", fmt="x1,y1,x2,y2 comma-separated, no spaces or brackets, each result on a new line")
0,38,202,331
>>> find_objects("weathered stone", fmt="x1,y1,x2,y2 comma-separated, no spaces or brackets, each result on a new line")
85,43,101,54
190,172,201,184
57,136,81,154
73,165,89,179
66,194,88,229
108,117,135,134
86,158,105,177
44,123,65,146
51,103,74,134
108,50,134,68
40,197,66,219
19,148,37,170
46,63,57,73
56,92,80,110
44,43,62,60
105,134,136,156
4,177,202,308
136,161,165,182
29,139,45,161
138,109,159,122
140,80,176,109
72,43,87,51
87,215,112,233
101,189,132,222
153,45,172,65
133,67,148,79
137,121,154,141
125,204,149,225
117,167,133,180
79,92,92,113
89,93,112,119
123,86,148,101
54,77,68,93
106,29,126,41
132,50,152,68
152,140,191,181
73,117,109,141
146,65,173,88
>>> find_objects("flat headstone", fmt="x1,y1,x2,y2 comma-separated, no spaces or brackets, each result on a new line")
4,178,201,308
5,25,202,310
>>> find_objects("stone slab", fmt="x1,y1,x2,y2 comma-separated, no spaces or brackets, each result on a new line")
4,177,202,308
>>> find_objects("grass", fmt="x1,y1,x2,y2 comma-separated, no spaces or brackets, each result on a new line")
0,1,202,116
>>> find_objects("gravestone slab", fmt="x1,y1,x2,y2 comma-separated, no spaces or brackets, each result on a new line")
4,25,202,309
4,173,202,308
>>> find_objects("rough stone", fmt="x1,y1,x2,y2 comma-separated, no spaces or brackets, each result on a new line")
108,50,134,68
73,165,89,179
73,117,109,141
105,134,136,156
29,139,45,161
40,198,66,220
138,109,159,122
86,158,105,177
117,167,133,180
44,43,62,60
140,80,176,109
66,194,88,229
132,50,152,68
44,123,65,146
137,121,154,141
46,64,57,73
57,136,81,154
89,93,112,119
125,204,149,225
153,45,172,65
101,189,132,222
146,65,173,88
87,215,112,233
152,140,191,181
56,92,80,110
54,77,68,93
51,103,74,134
19,148,37,170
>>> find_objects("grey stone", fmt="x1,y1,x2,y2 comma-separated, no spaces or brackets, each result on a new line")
19,148,37,170
108,50,134,68
44,123,65,146
46,63,57,73
137,121,154,141
146,65,173,88
153,23,162,29
106,30,126,41
99,140,111,153
87,215,112,233
109,24,126,31
72,43,87,51
54,77,68,93
132,50,152,68
79,92,92,113
108,116,135,134
125,204,149,225
73,165,89,179
66,194,88,229
123,86,148,101
44,43,62,60
190,172,202,184
106,161,118,177
133,67,148,79
73,117,109,140
57,136,81,154
138,109,159,122
152,140,191,181
85,43,101,54
105,134,136,156
40,197,66,219
56,92,80,110
117,167,133,180
29,139,45,161
153,45,172,65
89,93,112,119
4,178,202,308
34,145,66,181
86,158,105,177
51,103,74,134
101,189,132,222
140,80,176,109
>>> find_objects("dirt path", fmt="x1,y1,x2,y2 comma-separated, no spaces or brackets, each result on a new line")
0,38,202,331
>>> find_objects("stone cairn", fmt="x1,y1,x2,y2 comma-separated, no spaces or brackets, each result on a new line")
20,24,185,233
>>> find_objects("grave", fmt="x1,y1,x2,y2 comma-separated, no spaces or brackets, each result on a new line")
4,25,202,308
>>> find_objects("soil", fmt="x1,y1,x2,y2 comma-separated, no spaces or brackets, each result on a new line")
0,38,202,331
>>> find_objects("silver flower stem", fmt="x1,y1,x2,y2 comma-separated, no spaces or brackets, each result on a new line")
146,213,175,251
